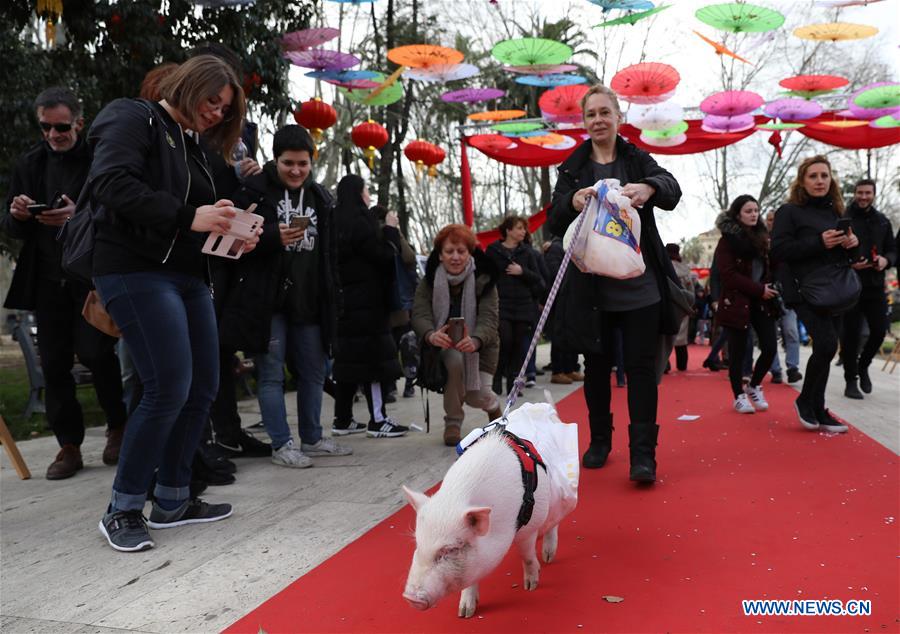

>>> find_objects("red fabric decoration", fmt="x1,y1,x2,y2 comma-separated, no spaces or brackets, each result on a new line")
768,130,783,158
800,112,900,149
461,139,474,227
475,205,548,249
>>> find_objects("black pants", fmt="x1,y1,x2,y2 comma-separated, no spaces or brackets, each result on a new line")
724,304,777,398
794,303,842,414
674,345,688,371
551,339,579,374
583,302,660,426
840,294,888,381
207,349,242,441
334,381,385,424
497,319,532,387
35,278,126,447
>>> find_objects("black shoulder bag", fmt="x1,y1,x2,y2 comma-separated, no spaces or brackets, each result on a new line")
798,263,861,315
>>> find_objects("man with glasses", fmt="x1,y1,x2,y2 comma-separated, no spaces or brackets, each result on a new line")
1,87,126,479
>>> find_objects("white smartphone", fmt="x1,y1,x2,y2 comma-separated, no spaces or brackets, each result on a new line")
202,204,263,260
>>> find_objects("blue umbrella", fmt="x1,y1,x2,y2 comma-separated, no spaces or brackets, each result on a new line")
516,74,588,87
586,0,655,12
305,69,380,81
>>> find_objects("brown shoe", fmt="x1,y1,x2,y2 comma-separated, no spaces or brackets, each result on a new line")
46,444,83,480
567,372,585,382
443,425,462,447
486,407,503,422
103,427,125,466
551,373,573,385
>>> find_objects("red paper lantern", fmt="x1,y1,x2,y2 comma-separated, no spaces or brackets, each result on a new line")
293,98,337,151
351,120,389,169
423,144,446,178
404,140,434,180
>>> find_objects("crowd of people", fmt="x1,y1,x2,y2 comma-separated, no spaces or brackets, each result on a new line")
2,47,896,553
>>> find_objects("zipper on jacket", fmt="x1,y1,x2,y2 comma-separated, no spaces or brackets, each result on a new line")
162,123,189,264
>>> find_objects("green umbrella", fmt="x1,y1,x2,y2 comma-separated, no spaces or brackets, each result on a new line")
490,121,545,133
491,38,572,67
340,72,403,106
853,84,900,110
595,5,671,27
641,120,688,138
781,89,836,100
871,115,900,128
695,3,785,33
757,122,805,130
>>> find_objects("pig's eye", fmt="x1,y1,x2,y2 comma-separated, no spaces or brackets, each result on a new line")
434,546,460,562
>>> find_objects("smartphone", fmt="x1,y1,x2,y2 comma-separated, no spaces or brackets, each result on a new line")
448,317,465,344
836,218,852,234
290,215,310,230
27,203,51,215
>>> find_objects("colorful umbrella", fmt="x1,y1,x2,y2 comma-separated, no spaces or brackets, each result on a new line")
819,119,868,128
595,5,671,27
501,129,548,138
793,22,878,42
491,121,545,134
780,89,835,100
700,89,763,116
610,62,680,104
701,113,755,133
853,84,900,110
641,120,688,138
404,63,480,83
467,109,526,122
543,135,579,150
340,72,403,106
491,37,572,67
306,69,379,81
764,98,822,121
640,132,687,147
505,63,579,76
692,30,752,64
695,3,785,33
516,74,587,87
587,0,654,11
520,132,567,147
626,101,683,130
387,44,464,68
779,74,849,93
847,85,900,119
285,49,359,71
469,134,516,153
441,88,505,103
281,27,340,52
539,84,590,124
757,122,805,130
870,115,900,128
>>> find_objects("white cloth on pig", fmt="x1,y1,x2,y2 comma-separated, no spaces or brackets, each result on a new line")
503,402,579,521
432,258,480,391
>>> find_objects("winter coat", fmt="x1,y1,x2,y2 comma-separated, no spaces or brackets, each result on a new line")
1,138,91,309
218,163,337,354
546,136,682,353
411,248,500,375
712,213,775,330
484,239,545,324
671,258,693,345
332,201,402,383
846,202,896,299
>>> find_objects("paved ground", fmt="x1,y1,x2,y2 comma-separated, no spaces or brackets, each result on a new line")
1,343,897,633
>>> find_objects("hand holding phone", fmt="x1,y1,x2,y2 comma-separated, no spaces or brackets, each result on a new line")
448,317,465,344
836,218,852,234
27,203,51,215
289,215,310,230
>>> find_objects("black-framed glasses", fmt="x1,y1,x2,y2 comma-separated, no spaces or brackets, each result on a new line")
39,122,73,133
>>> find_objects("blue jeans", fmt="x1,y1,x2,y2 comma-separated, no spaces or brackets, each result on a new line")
254,314,326,449
770,308,800,374
94,271,219,512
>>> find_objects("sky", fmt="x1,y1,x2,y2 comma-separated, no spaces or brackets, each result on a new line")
290,0,900,245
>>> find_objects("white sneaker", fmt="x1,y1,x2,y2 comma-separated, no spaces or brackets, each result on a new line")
743,385,769,411
302,437,353,457
271,440,312,468
733,394,755,414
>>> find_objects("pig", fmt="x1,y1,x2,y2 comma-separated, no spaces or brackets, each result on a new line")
402,430,565,618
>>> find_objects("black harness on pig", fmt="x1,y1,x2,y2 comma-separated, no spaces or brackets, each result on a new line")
466,429,547,530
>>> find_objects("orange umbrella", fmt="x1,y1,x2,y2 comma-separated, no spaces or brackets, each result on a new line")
819,120,868,128
793,22,878,42
387,44,464,68
519,133,566,146
467,109,527,122
692,30,752,64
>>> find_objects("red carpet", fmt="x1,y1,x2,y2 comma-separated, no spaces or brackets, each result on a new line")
226,347,899,633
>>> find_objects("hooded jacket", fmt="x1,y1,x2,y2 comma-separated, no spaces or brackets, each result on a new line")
846,201,896,298
484,239,545,324
712,213,775,330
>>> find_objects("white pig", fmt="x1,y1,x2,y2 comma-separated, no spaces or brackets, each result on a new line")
402,430,564,618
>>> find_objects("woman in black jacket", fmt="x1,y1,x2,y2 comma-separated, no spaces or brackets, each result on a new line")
546,83,682,483
485,215,545,395
771,155,859,433
332,174,408,438
712,195,779,415
89,56,255,551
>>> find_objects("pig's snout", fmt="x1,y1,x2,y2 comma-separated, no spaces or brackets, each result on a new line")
403,589,432,611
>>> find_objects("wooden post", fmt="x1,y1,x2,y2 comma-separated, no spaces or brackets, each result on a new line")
0,415,31,480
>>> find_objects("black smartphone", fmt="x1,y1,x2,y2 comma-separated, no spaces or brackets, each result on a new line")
836,218,852,234
448,317,465,343
290,216,310,230
27,203,51,215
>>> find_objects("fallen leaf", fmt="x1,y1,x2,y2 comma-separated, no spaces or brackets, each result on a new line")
602,595,624,603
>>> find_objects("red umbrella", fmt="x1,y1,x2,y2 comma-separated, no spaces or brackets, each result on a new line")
539,84,590,124
779,74,849,92
610,62,680,104
469,134,516,153
700,89,763,116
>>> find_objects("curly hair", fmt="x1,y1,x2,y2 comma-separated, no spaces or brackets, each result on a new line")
497,215,528,239
434,224,477,253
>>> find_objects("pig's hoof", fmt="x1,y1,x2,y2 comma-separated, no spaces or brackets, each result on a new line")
458,588,478,618
541,544,556,564
524,574,539,591
542,527,558,563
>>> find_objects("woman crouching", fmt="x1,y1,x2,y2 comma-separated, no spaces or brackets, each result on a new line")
412,224,503,446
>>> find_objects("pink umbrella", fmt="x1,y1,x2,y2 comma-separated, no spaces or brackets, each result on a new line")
505,63,579,75
764,98,823,121
701,113,756,133
848,82,900,119
441,88,506,103
284,49,360,71
281,27,340,52
700,90,764,116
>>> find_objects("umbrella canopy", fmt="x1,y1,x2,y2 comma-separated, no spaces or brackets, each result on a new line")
692,30,752,64
695,3,785,33
340,72,403,106
870,115,900,128
700,89,763,116
610,62,680,104
387,44,464,68
764,98,823,121
853,83,900,110
779,74,849,92
441,88,505,103
404,63,480,83
847,85,900,119
543,135,578,150
757,122,805,130
640,132,687,147
491,37,572,66
285,49,359,71
626,101,684,130
281,27,340,52
595,5,671,27
793,22,878,42
520,132,567,147
504,63,579,75
539,84,590,123
516,74,587,87
491,121,545,134
642,120,689,139
469,134,517,153
587,0,654,11
701,113,756,133
467,109,527,122
306,69,379,81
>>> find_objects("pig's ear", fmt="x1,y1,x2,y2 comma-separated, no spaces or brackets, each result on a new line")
464,507,492,536
402,485,429,512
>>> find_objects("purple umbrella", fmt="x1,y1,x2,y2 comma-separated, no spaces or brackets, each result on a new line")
281,27,340,52
441,87,506,103
700,90,764,116
764,98,822,121
848,82,900,119
284,49,360,71
701,114,756,133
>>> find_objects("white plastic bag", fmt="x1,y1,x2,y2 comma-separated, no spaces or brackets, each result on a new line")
563,178,645,279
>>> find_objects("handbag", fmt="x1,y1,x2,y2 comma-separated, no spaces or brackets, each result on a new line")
798,263,861,315
415,340,446,393
59,202,97,286
82,290,121,338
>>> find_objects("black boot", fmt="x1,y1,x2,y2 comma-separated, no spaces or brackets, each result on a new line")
582,413,613,469
844,379,864,400
858,365,872,394
628,423,659,483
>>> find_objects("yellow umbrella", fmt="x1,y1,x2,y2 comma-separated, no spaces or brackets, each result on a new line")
467,109,527,122
793,22,878,42
519,133,566,146
818,120,868,128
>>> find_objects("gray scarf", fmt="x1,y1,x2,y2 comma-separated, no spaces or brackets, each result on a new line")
432,257,480,391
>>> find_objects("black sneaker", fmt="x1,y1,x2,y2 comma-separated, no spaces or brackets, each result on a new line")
771,372,783,384
99,510,154,552
147,498,233,529
795,398,819,430
817,409,849,434
859,366,872,394
844,380,864,400
332,419,367,436
215,429,272,458
403,383,416,398
367,418,409,438
786,368,803,383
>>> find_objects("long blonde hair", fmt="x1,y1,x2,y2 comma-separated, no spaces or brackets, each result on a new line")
787,155,845,215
